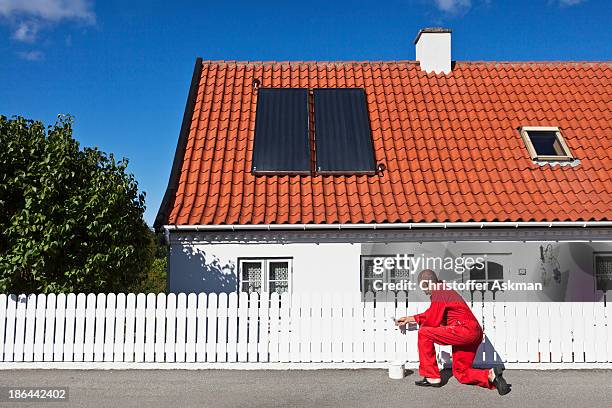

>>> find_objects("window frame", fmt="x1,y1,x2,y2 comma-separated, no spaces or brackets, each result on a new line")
237,257,293,294
593,253,612,292
462,253,509,291
519,126,574,161
360,254,414,292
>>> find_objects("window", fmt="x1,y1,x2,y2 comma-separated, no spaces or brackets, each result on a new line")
519,126,573,161
594,254,612,292
238,258,292,294
464,253,508,291
361,255,412,292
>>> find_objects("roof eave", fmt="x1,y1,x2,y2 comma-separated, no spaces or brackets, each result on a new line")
163,221,612,232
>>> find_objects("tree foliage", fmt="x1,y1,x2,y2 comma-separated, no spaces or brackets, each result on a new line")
0,115,156,293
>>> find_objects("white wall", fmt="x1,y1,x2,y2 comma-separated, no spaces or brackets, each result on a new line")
169,242,361,294
169,235,611,301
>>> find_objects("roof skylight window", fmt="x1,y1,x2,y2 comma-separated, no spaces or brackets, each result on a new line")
519,126,574,161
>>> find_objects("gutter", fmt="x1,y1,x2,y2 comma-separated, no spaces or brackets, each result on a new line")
163,221,612,232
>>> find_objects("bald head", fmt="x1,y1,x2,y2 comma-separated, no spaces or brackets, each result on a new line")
417,269,439,283
417,269,439,295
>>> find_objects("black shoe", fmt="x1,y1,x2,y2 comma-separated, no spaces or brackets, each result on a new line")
492,367,511,396
415,377,443,388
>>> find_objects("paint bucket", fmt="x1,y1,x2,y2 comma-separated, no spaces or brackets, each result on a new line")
388,361,406,379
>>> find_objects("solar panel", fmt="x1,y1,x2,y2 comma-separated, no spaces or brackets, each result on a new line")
252,88,311,174
313,89,376,174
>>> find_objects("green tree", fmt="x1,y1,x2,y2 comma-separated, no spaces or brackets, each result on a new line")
0,115,155,293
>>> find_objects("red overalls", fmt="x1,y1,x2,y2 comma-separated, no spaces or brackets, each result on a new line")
413,288,494,389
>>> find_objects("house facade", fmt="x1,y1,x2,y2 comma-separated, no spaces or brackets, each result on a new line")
155,29,612,302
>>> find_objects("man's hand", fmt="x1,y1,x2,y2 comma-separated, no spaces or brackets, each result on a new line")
395,316,416,326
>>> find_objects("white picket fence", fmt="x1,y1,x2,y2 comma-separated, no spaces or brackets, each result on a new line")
0,292,610,367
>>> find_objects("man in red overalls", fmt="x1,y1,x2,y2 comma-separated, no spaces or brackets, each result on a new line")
396,269,511,396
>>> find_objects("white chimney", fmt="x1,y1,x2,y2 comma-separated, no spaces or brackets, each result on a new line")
414,28,452,74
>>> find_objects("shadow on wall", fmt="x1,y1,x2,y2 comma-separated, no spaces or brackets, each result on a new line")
169,245,237,294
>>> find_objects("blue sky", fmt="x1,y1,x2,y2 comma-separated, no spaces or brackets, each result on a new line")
1,0,610,226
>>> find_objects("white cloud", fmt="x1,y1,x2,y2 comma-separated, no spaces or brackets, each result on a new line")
0,0,95,43
557,0,586,5
17,50,44,61
432,0,472,14
0,0,95,23
11,21,39,42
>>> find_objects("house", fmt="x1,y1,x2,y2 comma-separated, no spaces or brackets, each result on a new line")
155,28,612,301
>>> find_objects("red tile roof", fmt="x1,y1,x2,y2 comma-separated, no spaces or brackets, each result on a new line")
155,60,612,227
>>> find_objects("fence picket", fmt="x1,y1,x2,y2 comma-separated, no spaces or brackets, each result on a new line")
53,294,66,362
331,294,343,363
515,303,528,362
0,294,6,361
4,295,17,362
583,302,596,362
549,302,562,362
278,293,290,362
289,293,301,362
175,293,187,362
64,294,76,362
352,292,365,363
155,293,166,362
206,293,218,362
24,294,37,362
104,293,115,362
215,293,228,363
537,302,550,363
186,293,198,363
606,302,612,362
594,302,607,362
392,291,407,363
309,292,322,363
527,302,539,362
144,293,156,362
14,295,27,362
560,302,573,362
320,294,332,362
165,293,177,363
114,293,125,362
299,292,311,363
73,294,86,362
93,294,106,362
123,293,136,362
237,292,249,362
195,293,207,362
133,293,146,362
373,292,386,362
268,292,281,362
226,293,237,362
248,292,259,362
43,294,56,362
342,292,355,363
382,292,396,363
404,301,421,363
573,302,585,363
257,292,269,363
363,292,375,362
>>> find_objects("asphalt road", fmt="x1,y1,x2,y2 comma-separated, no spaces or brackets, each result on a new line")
0,369,610,408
